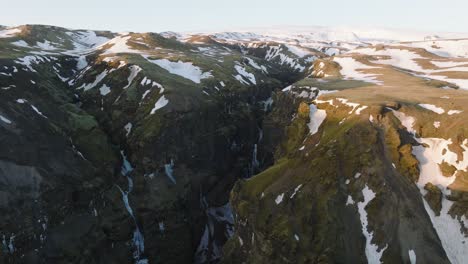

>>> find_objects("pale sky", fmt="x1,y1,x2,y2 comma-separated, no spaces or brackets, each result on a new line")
1,0,467,33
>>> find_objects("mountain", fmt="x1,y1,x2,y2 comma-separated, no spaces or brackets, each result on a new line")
0,24,468,264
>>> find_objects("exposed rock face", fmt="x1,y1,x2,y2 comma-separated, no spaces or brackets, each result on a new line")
0,25,310,263
222,103,451,264
1,24,468,264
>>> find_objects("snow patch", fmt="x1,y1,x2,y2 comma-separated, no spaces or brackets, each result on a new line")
419,104,445,114
308,104,327,135
333,57,381,84
11,40,30,48
355,106,368,115
408,250,416,264
99,84,111,96
123,65,142,89
290,184,303,199
0,114,12,124
234,64,256,85
448,110,463,115
150,95,169,114
100,35,135,55
145,58,212,84
0,28,21,38
286,45,312,57
36,40,59,51
124,123,132,137
390,109,416,134
412,138,466,189
78,70,108,91
30,105,47,118
357,185,387,264
337,98,361,114
275,193,284,204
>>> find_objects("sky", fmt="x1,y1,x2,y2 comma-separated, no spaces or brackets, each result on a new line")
1,0,467,33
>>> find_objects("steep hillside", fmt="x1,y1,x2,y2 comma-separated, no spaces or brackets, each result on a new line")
1,24,468,264
0,24,311,264
220,32,468,264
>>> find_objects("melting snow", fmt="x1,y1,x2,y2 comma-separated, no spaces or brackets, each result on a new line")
408,250,417,264
234,64,256,85
421,198,468,264
0,28,21,38
356,47,424,72
346,195,355,205
333,57,381,84
390,109,416,134
357,185,387,264
16,99,47,118
337,98,361,114
66,30,110,51
0,114,12,124
405,39,468,58
286,45,312,57
150,95,169,114
308,104,327,135
124,123,132,137
141,90,151,102
100,35,134,55
265,46,305,71
146,58,212,83
99,84,111,96
78,70,108,91
123,65,142,89
11,40,30,48
355,46,468,89
355,106,368,115
275,193,284,204
431,60,468,68
30,105,47,118
245,57,268,73
76,55,88,70
394,109,468,263
36,40,59,51
412,138,467,188
290,184,303,199
447,110,463,115
418,104,445,114
15,55,45,72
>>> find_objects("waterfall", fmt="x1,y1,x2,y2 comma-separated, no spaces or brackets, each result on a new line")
118,151,148,264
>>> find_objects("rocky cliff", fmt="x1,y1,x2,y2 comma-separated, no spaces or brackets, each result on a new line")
1,25,468,264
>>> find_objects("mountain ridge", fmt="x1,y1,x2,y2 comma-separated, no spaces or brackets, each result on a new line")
1,23,468,264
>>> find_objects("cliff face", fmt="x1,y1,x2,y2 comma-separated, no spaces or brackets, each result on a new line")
1,25,468,264
0,25,311,263
222,45,468,263
223,100,450,264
